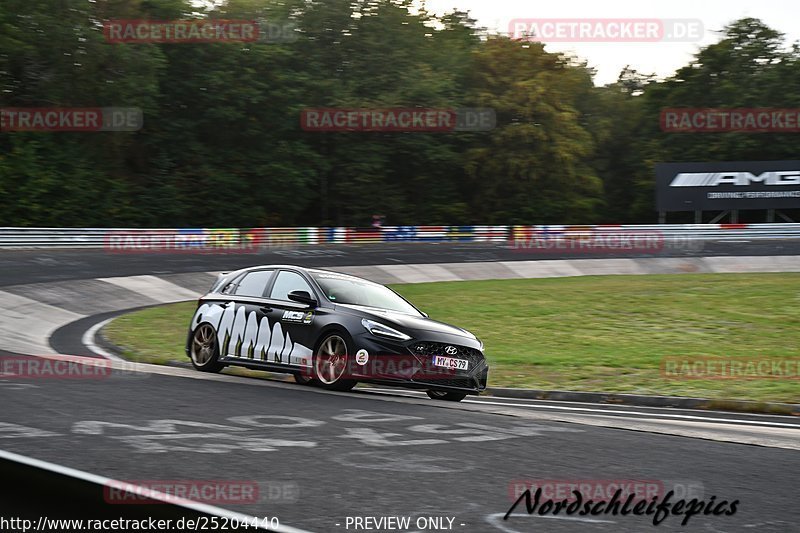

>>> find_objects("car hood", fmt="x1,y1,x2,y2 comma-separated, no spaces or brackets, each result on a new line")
336,304,477,340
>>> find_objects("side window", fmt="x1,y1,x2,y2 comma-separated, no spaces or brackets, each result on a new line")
233,270,273,297
221,282,236,295
220,273,243,295
269,271,313,301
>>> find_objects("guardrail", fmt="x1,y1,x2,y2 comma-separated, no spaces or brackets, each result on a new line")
0,224,799,250
0,226,509,249
510,223,800,241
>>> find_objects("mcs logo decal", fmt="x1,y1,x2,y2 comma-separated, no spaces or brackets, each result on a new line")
282,310,313,324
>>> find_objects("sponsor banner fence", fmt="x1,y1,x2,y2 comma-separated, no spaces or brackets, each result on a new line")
0,224,798,250
510,225,706,254
106,229,258,254
102,226,509,251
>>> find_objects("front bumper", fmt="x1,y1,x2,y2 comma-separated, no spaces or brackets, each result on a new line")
350,334,489,393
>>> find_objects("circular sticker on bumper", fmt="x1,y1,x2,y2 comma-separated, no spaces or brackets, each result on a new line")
355,350,369,365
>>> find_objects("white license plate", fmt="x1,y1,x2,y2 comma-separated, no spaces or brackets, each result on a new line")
432,356,469,371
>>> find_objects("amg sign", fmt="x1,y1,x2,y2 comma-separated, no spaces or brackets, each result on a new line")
670,171,800,187
656,161,800,211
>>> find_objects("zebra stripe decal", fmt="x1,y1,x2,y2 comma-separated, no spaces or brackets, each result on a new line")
192,303,313,367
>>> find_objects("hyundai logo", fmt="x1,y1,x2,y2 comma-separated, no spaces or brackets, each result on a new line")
445,346,458,356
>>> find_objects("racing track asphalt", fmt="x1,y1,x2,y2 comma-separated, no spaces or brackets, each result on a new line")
3,237,800,287
1,359,798,533
1,243,799,532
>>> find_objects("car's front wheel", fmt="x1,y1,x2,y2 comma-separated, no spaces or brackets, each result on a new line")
293,372,316,386
427,390,467,402
312,332,357,392
189,323,224,373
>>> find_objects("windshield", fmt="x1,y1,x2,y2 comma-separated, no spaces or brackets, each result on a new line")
312,272,421,316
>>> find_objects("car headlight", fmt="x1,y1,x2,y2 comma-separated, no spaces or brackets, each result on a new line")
361,319,411,341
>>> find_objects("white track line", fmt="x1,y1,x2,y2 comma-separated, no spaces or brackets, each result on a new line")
459,399,800,429
364,388,800,422
82,318,124,361
0,448,314,533
473,394,800,420
76,329,800,431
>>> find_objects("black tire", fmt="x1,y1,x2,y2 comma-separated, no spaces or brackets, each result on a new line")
427,390,468,402
312,331,357,392
189,323,224,373
293,372,317,386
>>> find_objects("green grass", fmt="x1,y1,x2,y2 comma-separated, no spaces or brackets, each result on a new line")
103,273,800,403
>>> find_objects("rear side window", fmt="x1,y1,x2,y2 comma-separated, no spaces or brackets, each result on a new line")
269,271,313,301
221,282,236,295
233,270,273,297
219,273,243,295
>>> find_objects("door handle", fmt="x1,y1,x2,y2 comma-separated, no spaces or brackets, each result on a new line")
260,306,273,313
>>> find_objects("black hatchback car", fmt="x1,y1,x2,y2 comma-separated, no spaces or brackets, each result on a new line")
186,265,488,401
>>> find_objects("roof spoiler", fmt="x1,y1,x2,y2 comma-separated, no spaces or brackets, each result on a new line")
209,271,232,293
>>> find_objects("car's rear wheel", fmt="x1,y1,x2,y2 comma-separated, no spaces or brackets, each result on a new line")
190,323,224,373
313,333,357,392
427,390,467,402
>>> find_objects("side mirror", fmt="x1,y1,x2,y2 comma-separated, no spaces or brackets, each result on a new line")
421,311,429,318
288,290,317,308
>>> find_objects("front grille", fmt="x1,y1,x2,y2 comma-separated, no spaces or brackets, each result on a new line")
411,341,485,369
426,376,476,389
